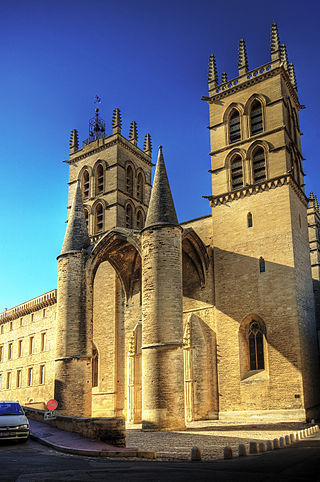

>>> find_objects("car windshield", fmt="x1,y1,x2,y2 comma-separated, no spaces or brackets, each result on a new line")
0,403,23,416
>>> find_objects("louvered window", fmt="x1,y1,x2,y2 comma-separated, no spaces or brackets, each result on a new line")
229,110,241,143
96,164,104,194
126,165,134,196
250,101,263,135
253,148,266,182
248,321,264,370
126,204,133,228
82,171,90,199
231,156,243,190
137,173,144,202
95,204,103,233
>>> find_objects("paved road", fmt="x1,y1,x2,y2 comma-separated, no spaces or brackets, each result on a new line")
0,437,320,481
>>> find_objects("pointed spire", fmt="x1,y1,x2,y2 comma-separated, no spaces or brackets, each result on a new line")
69,129,79,154
129,121,138,146
144,133,152,157
271,22,281,61
238,39,248,75
288,63,297,90
280,44,288,70
61,181,90,255
208,54,218,90
144,146,178,230
112,108,122,134
221,72,228,84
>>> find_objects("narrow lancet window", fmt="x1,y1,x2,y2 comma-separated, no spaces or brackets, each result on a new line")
231,155,243,190
95,204,103,233
250,100,263,136
137,173,144,202
229,110,241,143
126,204,133,228
253,148,266,183
92,346,98,388
248,321,264,370
247,212,253,228
126,165,134,196
96,164,104,194
81,170,90,199
259,257,265,273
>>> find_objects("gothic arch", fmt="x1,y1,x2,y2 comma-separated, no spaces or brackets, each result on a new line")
182,228,209,288
244,93,267,115
247,140,270,184
239,313,268,380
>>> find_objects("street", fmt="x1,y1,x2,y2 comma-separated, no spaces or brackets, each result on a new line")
0,437,320,481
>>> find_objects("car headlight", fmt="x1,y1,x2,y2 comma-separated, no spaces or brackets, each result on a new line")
15,424,29,430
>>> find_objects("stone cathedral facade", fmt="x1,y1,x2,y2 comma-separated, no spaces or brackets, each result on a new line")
1,24,320,429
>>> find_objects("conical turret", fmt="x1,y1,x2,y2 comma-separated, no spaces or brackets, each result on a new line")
61,181,90,254
238,39,248,76
271,22,281,61
112,108,122,134
208,54,218,91
69,129,79,155
144,146,178,229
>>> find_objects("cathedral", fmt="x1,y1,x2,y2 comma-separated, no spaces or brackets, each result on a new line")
1,23,320,430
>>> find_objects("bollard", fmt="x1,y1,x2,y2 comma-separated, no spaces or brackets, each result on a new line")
266,440,273,451
273,438,280,449
258,442,266,453
249,441,258,454
300,430,305,439
285,435,290,445
238,444,247,457
224,446,233,459
279,437,285,447
191,446,201,462
290,434,295,443
311,419,315,424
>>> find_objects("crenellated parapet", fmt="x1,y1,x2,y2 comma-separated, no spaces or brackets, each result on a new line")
0,290,57,322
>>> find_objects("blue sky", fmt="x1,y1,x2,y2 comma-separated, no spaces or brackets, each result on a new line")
0,0,319,311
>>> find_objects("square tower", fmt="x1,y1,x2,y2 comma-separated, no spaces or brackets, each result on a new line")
204,24,320,421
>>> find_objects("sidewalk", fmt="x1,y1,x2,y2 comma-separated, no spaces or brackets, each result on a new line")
29,419,156,459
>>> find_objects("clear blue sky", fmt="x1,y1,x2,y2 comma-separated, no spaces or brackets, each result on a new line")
1,0,319,311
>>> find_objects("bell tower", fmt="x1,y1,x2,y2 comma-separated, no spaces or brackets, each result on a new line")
203,24,320,421
65,98,153,238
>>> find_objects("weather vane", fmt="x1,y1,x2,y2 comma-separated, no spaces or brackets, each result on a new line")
94,95,101,105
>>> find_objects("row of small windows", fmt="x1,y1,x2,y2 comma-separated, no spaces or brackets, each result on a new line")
229,100,263,144
81,164,144,202
0,365,45,389
85,203,145,233
0,333,46,362
0,310,48,334
230,147,266,190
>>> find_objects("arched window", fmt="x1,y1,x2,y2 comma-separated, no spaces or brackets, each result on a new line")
95,203,103,233
231,155,243,190
126,204,133,228
247,212,253,228
137,173,144,202
84,208,89,230
126,165,134,196
250,100,263,136
81,170,90,199
259,257,265,273
92,346,98,387
252,147,266,183
248,321,264,370
95,164,104,194
229,110,241,143
136,210,144,229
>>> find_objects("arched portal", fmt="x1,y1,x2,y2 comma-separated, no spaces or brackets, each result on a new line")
86,228,142,419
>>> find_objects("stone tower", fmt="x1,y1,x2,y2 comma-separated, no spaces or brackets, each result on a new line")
66,105,152,237
141,146,185,430
203,24,320,420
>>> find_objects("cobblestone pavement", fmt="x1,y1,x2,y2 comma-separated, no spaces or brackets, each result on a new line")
126,420,309,460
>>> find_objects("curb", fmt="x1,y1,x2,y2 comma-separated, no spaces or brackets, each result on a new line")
30,433,156,459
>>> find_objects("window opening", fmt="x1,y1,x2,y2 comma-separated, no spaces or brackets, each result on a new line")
247,212,253,228
17,370,21,388
137,173,144,202
250,100,263,135
259,257,265,273
28,367,33,386
0,346,3,362
96,164,104,194
92,347,98,387
81,170,90,198
248,321,264,370
231,155,243,190
41,333,46,352
84,208,89,230
229,110,241,143
40,365,45,384
18,340,22,357
8,343,12,360
253,148,266,182
95,204,103,233
29,337,34,355
126,204,133,228
126,165,134,196
7,372,11,389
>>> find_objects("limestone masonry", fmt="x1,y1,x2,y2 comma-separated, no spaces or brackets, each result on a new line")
1,24,320,429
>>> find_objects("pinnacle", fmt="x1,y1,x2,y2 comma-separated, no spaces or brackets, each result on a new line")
221,72,227,84
208,54,218,86
271,22,280,53
69,129,79,154
280,44,288,70
144,146,178,229
238,39,248,74
61,181,90,254
288,63,297,90
112,108,122,134
129,121,138,145
144,133,152,156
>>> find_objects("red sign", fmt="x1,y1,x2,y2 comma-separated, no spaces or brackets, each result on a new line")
47,399,58,411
